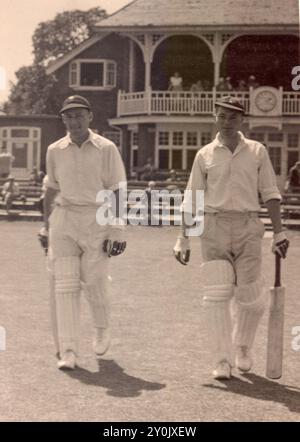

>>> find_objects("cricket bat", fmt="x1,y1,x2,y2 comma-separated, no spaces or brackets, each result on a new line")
266,253,285,379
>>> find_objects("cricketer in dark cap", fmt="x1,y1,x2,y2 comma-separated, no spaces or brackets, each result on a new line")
174,95,289,381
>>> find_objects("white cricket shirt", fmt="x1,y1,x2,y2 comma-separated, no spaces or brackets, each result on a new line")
183,131,281,214
46,129,126,206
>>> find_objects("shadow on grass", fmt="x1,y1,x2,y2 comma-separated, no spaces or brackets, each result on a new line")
203,372,300,413
64,359,166,398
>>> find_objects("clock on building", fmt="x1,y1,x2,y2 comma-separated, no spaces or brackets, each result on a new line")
254,90,277,112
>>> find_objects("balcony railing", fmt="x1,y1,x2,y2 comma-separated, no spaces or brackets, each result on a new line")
117,88,300,117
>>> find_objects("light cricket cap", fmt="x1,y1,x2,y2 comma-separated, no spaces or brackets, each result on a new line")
215,96,245,113
59,95,91,114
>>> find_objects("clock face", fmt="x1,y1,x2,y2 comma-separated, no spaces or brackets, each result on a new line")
255,90,277,112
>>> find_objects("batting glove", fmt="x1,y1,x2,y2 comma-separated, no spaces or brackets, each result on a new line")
272,231,289,259
173,236,191,265
38,226,49,255
103,218,127,258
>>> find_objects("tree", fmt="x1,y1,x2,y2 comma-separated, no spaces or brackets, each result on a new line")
33,8,107,66
4,65,60,115
4,7,107,115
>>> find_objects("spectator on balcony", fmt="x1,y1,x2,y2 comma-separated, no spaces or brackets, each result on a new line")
248,75,260,89
190,80,204,92
286,161,300,193
168,72,183,91
216,77,226,91
224,77,233,91
236,79,248,91
202,79,211,91
0,147,15,179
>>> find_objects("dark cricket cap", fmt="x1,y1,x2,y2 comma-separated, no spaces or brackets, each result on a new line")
215,96,245,113
59,95,91,114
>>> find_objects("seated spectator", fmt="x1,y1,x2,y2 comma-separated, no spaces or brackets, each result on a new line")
165,169,181,190
286,161,300,193
138,157,154,181
216,77,226,91
30,167,45,185
29,166,39,184
236,79,248,91
143,181,162,227
168,72,183,91
0,147,15,179
1,175,25,214
248,75,260,89
190,80,204,92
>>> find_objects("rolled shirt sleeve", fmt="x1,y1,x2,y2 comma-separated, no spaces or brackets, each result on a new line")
258,147,281,203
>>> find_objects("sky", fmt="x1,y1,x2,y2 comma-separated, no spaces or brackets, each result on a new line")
0,0,131,105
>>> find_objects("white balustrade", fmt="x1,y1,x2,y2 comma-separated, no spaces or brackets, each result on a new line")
118,89,299,117
282,92,300,115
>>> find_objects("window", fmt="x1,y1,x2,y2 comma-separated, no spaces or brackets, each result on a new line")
288,133,299,148
187,150,197,170
187,132,197,146
172,150,182,169
157,129,201,170
173,132,183,146
133,132,139,146
201,132,211,146
0,127,41,173
268,146,281,175
249,132,265,143
158,131,169,146
69,59,117,90
11,129,29,138
159,150,169,169
268,133,283,142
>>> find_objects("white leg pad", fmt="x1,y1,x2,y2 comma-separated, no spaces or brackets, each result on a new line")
46,258,59,355
201,260,235,366
82,276,110,329
232,278,266,349
54,257,81,355
49,272,60,355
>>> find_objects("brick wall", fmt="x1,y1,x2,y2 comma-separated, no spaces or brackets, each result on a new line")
54,34,131,135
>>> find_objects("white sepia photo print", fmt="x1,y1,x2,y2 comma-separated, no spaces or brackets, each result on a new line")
0,0,300,429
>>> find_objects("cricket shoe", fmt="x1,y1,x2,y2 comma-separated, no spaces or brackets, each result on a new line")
57,350,76,370
235,346,253,372
212,360,231,380
93,327,110,356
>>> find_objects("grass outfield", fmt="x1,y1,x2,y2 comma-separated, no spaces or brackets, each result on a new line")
1,221,300,422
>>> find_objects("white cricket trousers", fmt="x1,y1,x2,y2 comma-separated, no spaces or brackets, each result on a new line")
47,205,111,355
